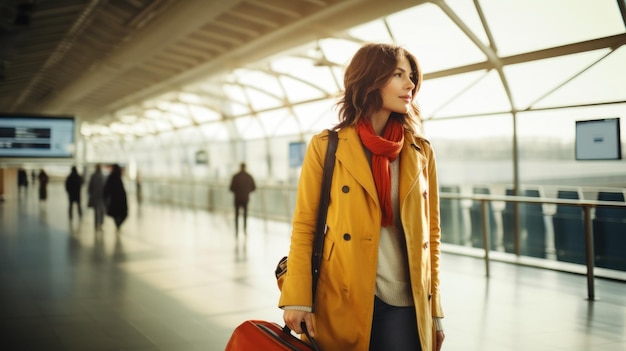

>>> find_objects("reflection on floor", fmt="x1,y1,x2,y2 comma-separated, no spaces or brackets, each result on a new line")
1,181,625,351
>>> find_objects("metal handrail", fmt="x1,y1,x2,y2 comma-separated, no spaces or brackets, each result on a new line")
137,178,625,300
439,192,626,300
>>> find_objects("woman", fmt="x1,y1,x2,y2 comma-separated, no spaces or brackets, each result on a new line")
280,43,445,351
103,164,128,231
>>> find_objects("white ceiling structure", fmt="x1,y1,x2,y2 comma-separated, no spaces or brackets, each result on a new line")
1,0,625,142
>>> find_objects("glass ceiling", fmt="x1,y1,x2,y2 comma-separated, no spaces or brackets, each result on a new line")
81,0,626,142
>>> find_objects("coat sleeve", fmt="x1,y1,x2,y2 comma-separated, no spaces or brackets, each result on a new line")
278,131,328,308
426,142,444,318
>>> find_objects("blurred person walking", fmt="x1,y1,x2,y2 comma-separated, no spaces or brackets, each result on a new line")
65,166,83,219
17,168,28,194
103,164,128,231
88,164,106,230
37,169,49,201
229,162,256,234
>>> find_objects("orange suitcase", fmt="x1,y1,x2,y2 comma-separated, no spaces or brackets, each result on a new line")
225,320,319,351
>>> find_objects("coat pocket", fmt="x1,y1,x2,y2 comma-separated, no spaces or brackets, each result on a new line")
323,235,334,260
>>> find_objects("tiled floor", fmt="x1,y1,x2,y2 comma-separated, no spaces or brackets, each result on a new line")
1,181,625,351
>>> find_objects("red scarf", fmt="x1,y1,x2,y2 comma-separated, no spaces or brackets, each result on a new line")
356,118,404,227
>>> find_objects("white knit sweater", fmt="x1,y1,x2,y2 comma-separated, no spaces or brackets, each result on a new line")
375,159,414,306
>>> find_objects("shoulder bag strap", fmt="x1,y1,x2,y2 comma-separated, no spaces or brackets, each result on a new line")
311,129,338,312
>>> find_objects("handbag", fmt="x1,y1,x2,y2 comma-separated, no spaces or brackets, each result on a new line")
225,130,338,351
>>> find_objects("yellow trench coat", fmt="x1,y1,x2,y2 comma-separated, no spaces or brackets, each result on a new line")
279,127,444,351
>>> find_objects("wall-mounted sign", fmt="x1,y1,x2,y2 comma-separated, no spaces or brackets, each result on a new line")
575,118,621,160
289,141,306,168
195,150,208,164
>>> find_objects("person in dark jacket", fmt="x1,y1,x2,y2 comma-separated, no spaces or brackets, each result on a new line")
229,162,256,234
38,169,49,201
103,164,128,231
88,164,105,230
65,166,83,219
17,168,28,194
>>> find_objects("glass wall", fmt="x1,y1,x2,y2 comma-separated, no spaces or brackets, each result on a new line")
81,1,626,271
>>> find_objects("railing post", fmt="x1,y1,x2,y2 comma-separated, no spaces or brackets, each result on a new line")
583,205,596,301
261,187,268,220
481,200,490,277
514,202,520,256
284,188,292,222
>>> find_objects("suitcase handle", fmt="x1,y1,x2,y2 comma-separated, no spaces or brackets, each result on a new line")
257,323,304,351
280,322,321,351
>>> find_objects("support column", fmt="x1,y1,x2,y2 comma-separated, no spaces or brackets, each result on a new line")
0,168,18,201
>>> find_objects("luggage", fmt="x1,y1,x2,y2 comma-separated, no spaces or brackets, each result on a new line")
225,320,319,351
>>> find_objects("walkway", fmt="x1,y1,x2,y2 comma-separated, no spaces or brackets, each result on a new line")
1,181,624,350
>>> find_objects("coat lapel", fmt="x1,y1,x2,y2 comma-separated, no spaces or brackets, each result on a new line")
335,127,428,207
335,127,379,205
399,131,427,206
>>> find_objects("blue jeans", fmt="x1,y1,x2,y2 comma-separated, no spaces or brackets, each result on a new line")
369,296,421,351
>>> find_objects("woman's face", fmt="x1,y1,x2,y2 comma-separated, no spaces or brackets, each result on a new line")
378,55,416,116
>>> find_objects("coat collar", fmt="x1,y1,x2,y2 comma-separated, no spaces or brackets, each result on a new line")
334,127,428,207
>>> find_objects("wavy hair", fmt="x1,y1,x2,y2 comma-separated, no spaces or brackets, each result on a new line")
334,43,423,136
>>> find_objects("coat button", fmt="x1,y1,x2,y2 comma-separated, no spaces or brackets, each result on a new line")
342,185,350,193
343,233,351,241
423,242,429,249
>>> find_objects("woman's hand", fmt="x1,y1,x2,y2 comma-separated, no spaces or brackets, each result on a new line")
435,330,445,351
283,309,315,337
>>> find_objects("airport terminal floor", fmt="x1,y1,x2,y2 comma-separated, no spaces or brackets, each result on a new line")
1,181,625,351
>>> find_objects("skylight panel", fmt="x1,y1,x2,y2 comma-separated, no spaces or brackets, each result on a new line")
235,69,283,97
534,46,626,108
244,86,283,111
234,116,264,140
198,122,229,141
445,0,490,45
419,70,488,118
257,109,300,137
481,0,626,56
318,38,361,67
504,49,611,110
279,75,327,103
292,99,336,132
346,20,392,44
270,55,339,94
387,3,487,72
189,105,220,122
432,70,511,117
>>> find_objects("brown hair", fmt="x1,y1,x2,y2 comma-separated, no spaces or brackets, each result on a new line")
334,43,423,136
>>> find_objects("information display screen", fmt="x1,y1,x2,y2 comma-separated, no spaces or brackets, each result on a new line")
0,115,75,158
289,141,306,168
575,117,621,160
